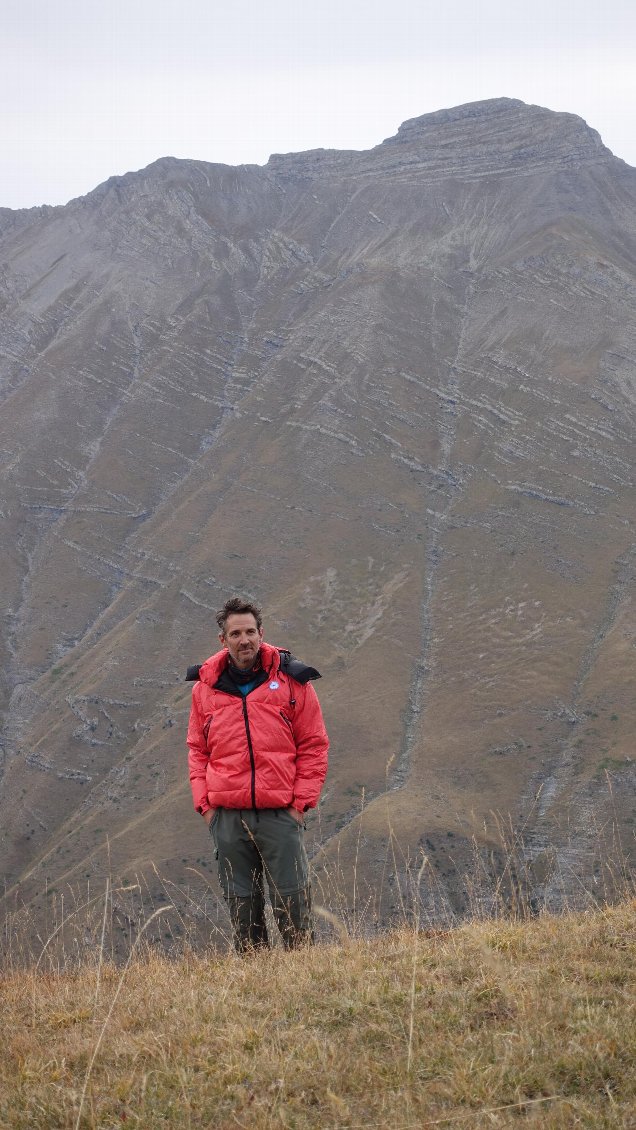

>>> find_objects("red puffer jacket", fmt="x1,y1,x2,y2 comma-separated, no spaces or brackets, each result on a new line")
187,642,329,814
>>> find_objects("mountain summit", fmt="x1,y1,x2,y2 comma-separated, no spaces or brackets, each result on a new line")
381,97,612,169
1,99,635,941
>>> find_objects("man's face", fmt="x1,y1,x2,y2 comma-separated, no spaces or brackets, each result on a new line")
220,612,263,670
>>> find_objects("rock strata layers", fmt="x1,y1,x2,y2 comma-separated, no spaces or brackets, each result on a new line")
0,99,635,943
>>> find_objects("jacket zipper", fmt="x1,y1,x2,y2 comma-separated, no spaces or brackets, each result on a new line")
279,709,293,730
241,697,257,810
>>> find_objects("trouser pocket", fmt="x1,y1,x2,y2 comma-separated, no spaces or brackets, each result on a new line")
258,808,310,895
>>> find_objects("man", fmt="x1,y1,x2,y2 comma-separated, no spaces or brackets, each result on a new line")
187,596,329,952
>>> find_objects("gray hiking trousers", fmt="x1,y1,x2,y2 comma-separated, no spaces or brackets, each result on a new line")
209,807,313,951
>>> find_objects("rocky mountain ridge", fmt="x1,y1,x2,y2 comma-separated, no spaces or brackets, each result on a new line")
1,98,634,944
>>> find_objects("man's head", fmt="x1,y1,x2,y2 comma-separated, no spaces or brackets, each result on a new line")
217,597,264,670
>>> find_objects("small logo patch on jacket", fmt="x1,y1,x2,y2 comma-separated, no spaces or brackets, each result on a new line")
269,681,280,690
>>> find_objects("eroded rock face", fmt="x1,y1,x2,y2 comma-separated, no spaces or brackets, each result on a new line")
1,98,635,939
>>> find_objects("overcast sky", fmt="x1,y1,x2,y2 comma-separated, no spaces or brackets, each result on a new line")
2,0,635,210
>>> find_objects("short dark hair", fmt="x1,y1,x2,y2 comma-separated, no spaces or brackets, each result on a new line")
216,596,263,634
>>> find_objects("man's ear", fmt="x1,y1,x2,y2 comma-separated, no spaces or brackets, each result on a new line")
219,632,227,648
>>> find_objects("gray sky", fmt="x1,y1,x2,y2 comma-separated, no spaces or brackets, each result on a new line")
2,0,635,210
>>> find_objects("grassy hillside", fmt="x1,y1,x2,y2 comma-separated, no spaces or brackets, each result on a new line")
1,901,634,1128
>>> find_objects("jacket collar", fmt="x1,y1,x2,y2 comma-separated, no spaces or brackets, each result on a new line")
198,640,280,688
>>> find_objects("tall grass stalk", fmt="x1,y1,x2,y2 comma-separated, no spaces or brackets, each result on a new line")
406,852,428,1075
93,878,110,1018
74,905,172,1130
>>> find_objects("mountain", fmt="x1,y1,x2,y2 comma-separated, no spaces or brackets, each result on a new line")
1,98,635,944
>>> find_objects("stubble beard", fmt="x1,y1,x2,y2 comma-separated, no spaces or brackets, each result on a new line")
234,644,259,670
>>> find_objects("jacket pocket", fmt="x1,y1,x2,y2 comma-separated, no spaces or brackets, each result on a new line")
203,716,213,744
279,710,293,731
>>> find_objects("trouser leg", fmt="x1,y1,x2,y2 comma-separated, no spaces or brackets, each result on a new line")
254,809,315,948
210,810,269,952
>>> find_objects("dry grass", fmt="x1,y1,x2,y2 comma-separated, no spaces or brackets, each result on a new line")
1,900,635,1129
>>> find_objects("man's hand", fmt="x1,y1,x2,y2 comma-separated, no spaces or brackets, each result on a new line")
288,806,304,823
203,807,217,826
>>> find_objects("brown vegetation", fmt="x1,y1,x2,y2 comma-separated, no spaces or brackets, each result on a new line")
2,900,635,1128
